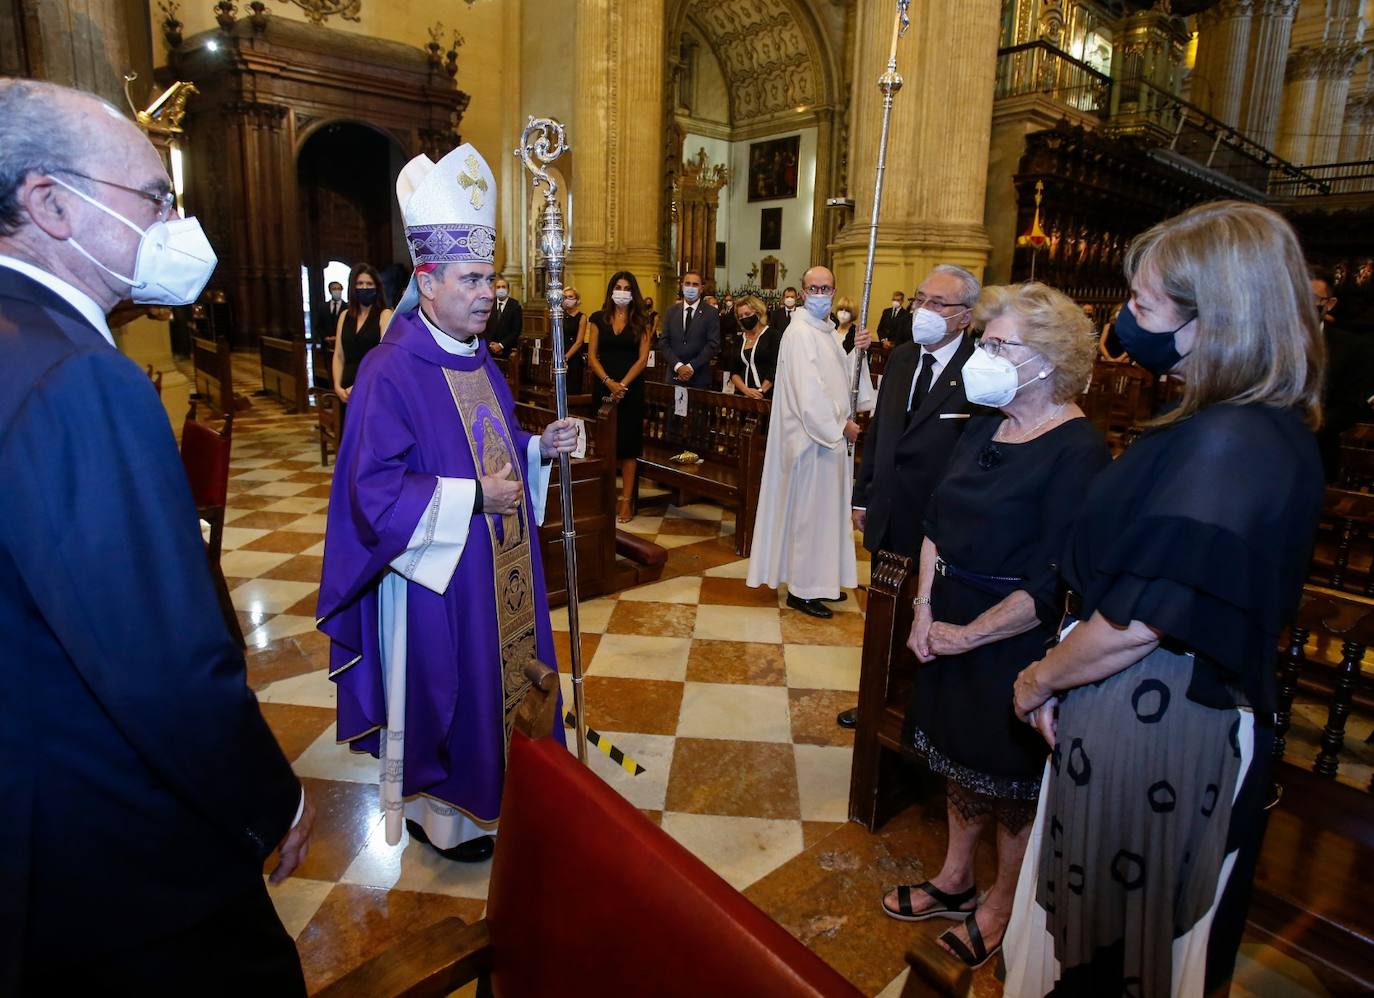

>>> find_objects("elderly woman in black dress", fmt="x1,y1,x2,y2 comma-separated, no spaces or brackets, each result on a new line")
1004,202,1325,996
881,283,1109,971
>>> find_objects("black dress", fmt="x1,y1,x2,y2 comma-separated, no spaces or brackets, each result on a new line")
591,311,645,460
338,307,383,429
563,311,587,393
1010,404,1324,996
909,414,1110,803
729,327,779,398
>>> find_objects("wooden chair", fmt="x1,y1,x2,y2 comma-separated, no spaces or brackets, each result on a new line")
315,389,340,468
180,399,245,648
1311,488,1374,595
319,662,864,998
1337,444,1374,491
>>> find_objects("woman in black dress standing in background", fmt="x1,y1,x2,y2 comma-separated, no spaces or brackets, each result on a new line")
561,285,588,393
589,271,651,523
727,295,778,399
882,283,1109,972
331,262,392,431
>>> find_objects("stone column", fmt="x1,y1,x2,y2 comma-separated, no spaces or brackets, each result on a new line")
1194,0,1255,129
831,0,998,309
1240,0,1298,150
1276,47,1321,164
1310,43,1366,164
567,0,671,305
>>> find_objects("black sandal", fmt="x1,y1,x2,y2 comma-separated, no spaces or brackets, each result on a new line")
937,910,1002,969
880,880,977,922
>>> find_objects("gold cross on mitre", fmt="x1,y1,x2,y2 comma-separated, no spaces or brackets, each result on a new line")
457,155,488,209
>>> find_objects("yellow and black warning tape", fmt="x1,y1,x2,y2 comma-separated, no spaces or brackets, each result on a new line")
564,711,646,776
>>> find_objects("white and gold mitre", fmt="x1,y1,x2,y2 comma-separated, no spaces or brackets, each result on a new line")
394,143,497,312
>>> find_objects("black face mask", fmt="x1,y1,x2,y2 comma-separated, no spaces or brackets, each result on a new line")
355,287,378,307
739,315,759,331
1115,301,1189,375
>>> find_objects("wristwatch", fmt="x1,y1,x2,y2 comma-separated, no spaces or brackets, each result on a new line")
912,596,931,609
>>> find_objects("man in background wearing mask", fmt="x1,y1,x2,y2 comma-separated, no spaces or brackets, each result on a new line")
770,285,800,333
661,269,720,387
484,274,522,355
877,290,912,348
0,78,311,990
748,266,874,618
838,264,985,728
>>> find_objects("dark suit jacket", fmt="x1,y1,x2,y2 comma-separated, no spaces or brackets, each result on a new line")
853,336,989,558
485,297,523,352
876,304,912,346
315,299,346,341
1320,321,1374,479
661,301,721,388
769,305,799,334
0,268,300,983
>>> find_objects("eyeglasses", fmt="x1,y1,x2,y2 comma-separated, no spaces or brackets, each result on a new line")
979,336,1032,358
54,169,176,221
912,293,967,313
802,284,836,295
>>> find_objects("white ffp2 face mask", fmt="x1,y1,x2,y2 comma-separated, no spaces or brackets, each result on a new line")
962,344,1049,408
911,306,962,345
55,177,217,306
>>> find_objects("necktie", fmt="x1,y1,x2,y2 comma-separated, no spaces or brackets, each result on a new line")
908,352,936,421
684,305,694,327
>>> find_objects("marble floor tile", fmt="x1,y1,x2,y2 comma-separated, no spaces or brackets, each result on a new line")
245,613,319,650
297,483,335,499
664,737,801,820
657,532,710,550
220,526,270,550
699,576,781,607
875,968,909,998
794,744,854,823
605,600,698,638
303,540,327,557
258,701,335,762
270,777,381,882
621,515,664,535
780,607,867,646
685,639,786,686
670,502,725,522
245,481,315,497
290,727,381,785
231,467,295,482
856,560,871,587
660,812,804,891
703,558,752,579
802,820,847,850
587,633,692,682
662,538,746,578
296,883,487,993
583,675,684,736
789,688,858,747
694,604,782,643
240,530,325,555
549,597,616,633
281,513,329,533
259,553,325,583
784,644,863,692
264,875,334,940
551,630,600,674
676,681,793,742
617,575,703,604
225,509,315,531
224,493,290,512
339,821,494,901
246,633,325,690
656,517,721,538
231,577,321,615
283,592,322,618
581,731,675,810
221,549,293,579
257,669,337,710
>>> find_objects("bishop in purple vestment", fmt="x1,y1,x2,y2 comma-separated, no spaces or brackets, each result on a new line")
316,143,577,861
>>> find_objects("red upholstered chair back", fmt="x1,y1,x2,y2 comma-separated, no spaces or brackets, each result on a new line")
485,733,863,998
180,410,232,510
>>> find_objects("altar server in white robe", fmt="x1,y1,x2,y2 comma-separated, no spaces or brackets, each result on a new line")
748,266,875,619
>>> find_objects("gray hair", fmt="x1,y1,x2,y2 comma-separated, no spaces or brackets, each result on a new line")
930,264,981,307
0,78,105,236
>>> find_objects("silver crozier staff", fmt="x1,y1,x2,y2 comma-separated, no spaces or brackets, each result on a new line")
516,116,588,764
849,0,913,453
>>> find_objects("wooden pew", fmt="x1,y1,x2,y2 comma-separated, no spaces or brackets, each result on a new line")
191,330,233,416
517,328,597,412
513,399,620,606
259,333,308,413
638,382,770,557
1311,488,1374,595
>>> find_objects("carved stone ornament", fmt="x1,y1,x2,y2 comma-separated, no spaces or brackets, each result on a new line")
275,0,361,26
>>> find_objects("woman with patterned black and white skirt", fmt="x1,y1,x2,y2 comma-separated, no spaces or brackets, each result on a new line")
1005,201,1326,997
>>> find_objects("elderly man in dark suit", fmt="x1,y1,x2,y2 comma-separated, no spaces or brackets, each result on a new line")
0,77,311,993
661,269,721,388
485,274,523,354
837,264,988,728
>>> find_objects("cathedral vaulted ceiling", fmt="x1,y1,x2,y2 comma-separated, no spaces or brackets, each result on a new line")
685,0,828,124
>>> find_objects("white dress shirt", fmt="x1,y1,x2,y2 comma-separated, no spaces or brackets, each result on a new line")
0,254,114,346
906,333,965,410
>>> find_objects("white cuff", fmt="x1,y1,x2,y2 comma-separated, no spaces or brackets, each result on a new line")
673,362,683,371
388,476,476,594
527,436,553,525
290,788,305,828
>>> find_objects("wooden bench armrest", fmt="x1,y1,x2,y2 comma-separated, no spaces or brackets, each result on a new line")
900,946,972,997
315,916,493,998
514,659,560,739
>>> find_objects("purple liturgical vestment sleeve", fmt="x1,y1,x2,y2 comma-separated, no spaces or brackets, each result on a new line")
316,309,563,825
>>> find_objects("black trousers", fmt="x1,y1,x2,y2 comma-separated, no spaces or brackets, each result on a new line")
24,879,305,996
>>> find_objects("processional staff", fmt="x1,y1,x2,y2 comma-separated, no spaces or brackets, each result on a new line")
850,0,914,453
516,117,588,764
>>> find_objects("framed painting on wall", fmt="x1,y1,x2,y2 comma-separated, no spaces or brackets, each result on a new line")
747,135,800,202
760,207,782,251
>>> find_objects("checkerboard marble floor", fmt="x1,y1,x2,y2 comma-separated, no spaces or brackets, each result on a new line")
211,358,1327,997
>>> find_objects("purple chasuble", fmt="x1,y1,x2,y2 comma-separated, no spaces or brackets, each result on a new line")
317,309,563,824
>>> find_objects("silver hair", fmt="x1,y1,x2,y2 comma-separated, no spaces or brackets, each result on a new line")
0,78,109,236
930,264,982,307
